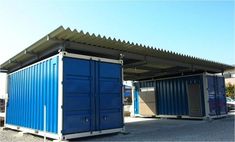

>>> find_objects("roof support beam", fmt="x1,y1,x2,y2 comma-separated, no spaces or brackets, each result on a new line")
7,44,61,73
66,41,222,72
67,41,210,69
124,61,147,68
124,67,189,80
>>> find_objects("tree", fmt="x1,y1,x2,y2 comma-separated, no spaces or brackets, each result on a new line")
226,83,235,99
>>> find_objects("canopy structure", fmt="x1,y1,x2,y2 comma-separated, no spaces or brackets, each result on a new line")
0,26,233,80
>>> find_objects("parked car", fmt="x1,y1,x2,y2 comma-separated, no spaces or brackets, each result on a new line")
226,97,235,111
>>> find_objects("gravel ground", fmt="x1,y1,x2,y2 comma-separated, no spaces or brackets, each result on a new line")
0,111,234,142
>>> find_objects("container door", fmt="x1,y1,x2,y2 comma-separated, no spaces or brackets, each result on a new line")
207,76,227,116
207,76,217,116
138,87,156,117
63,57,93,134
216,77,227,115
63,57,123,134
97,61,123,130
187,84,203,117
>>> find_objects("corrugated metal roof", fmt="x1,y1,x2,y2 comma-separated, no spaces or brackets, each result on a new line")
0,26,233,80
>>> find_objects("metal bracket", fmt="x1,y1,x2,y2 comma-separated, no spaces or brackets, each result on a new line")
119,53,124,60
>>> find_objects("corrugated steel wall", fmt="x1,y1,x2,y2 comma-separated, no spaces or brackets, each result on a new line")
134,75,205,116
6,56,59,133
156,75,205,116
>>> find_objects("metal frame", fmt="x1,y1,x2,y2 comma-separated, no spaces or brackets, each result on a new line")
3,74,8,127
130,85,135,117
134,73,205,83
208,114,227,119
7,54,60,76
57,52,64,140
121,60,125,132
63,128,123,140
5,124,59,140
156,115,205,120
205,72,224,77
62,51,122,65
203,72,210,118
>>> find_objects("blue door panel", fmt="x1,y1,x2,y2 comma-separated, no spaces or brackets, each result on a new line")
217,77,227,114
63,57,92,134
99,79,120,93
64,78,91,93
63,111,90,133
99,62,121,78
100,111,122,130
63,96,91,110
207,76,216,115
98,62,123,130
63,58,91,76
99,95,122,109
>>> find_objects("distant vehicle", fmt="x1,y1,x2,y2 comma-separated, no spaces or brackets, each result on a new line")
124,85,132,105
0,99,5,126
226,97,235,111
0,99,5,113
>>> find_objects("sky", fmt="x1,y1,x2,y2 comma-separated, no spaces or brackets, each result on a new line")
0,0,234,95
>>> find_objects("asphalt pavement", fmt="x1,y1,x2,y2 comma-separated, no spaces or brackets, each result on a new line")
0,111,234,142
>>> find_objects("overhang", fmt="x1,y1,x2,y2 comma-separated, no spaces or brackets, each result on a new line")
0,26,233,80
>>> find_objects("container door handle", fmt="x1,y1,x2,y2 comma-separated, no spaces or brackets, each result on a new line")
85,117,89,123
103,116,107,120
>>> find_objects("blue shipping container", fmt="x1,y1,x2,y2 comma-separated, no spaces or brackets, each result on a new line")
133,74,227,119
5,52,124,140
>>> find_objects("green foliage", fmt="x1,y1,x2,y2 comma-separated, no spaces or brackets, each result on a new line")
226,83,235,99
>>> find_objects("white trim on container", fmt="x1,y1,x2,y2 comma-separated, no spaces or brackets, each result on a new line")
8,54,59,76
130,85,135,117
63,128,123,140
203,72,210,118
209,114,227,119
62,52,122,64
205,72,224,77
140,87,155,92
156,115,205,120
57,52,64,140
121,60,125,132
5,124,59,140
3,74,8,127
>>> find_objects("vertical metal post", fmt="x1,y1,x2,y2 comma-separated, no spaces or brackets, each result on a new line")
4,73,8,127
44,105,46,142
58,52,64,139
121,60,125,132
203,72,210,119
131,85,135,117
